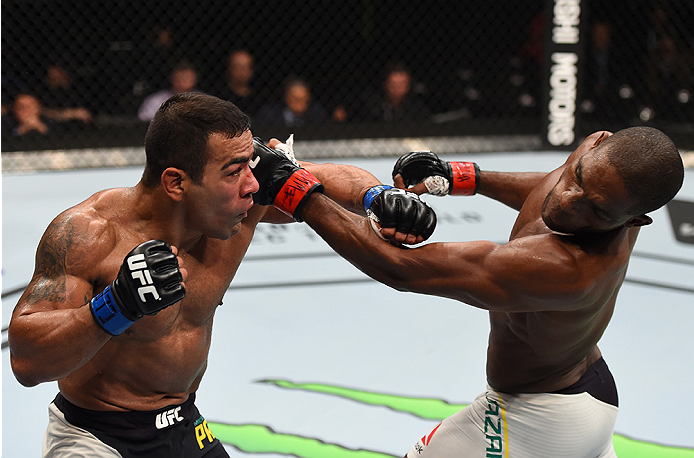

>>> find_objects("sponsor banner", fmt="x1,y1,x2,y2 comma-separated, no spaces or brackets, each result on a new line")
541,0,588,150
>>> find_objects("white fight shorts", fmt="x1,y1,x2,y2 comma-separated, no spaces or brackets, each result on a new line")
43,401,123,458
406,359,618,458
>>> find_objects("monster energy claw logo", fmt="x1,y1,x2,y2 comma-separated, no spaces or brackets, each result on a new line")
205,380,693,458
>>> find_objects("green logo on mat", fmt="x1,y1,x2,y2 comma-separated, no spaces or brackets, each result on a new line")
208,380,694,458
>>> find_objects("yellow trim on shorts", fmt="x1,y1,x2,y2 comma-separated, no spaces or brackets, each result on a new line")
497,393,510,458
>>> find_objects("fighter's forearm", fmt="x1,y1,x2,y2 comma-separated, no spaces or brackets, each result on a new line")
302,162,381,215
302,193,411,288
476,171,546,211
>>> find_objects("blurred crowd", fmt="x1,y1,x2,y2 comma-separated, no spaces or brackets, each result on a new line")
2,46,436,139
2,3,692,139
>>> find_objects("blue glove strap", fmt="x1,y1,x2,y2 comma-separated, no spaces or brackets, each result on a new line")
363,185,393,211
90,285,136,336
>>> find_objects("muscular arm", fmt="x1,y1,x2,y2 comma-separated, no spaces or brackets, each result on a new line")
302,160,380,215
302,193,590,313
476,171,547,211
474,131,612,210
399,169,547,211
259,160,381,223
8,211,111,386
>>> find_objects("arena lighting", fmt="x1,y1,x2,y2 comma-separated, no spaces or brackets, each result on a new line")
618,84,634,99
639,106,654,122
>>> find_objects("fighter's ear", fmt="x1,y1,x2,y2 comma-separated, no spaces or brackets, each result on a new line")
624,214,653,228
161,167,187,202
592,131,612,148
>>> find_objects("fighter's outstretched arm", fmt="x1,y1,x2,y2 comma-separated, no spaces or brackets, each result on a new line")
392,151,546,211
256,158,382,224
475,171,548,211
301,160,380,215
252,137,436,244
302,192,592,313
256,137,381,219
393,131,613,211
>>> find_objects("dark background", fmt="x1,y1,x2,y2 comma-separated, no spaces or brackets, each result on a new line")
2,0,693,152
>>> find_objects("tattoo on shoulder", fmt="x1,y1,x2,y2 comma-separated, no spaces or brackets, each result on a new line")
26,215,77,305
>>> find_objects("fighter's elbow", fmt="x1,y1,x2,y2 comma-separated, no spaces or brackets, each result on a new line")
10,356,44,387
9,341,55,387
381,280,410,293
15,375,41,388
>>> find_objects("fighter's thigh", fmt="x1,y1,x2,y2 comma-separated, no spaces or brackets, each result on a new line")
404,410,486,457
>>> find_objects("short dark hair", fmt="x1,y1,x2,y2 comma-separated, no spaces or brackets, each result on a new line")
171,59,196,74
602,126,684,216
382,61,410,80
142,92,250,187
283,76,310,94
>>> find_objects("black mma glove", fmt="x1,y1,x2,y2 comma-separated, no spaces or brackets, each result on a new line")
363,185,437,241
90,240,185,335
392,151,479,196
250,137,324,222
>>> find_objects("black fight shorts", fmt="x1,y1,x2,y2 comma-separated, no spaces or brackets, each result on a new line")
51,392,229,458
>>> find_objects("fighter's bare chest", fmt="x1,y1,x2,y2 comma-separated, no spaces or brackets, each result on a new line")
169,247,243,313
120,270,235,341
100,240,246,335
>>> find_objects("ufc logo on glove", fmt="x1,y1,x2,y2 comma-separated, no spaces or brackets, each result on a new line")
127,254,161,302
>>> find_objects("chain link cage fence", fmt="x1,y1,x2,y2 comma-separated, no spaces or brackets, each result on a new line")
2,0,693,171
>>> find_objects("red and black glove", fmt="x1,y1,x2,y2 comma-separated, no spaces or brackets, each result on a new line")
250,137,324,221
392,151,479,196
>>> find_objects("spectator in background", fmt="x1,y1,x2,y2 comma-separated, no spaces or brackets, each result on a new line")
138,61,201,121
643,4,692,121
6,93,53,136
1,104,9,133
145,25,181,89
646,33,691,118
647,4,671,55
1,76,22,131
254,77,328,128
587,22,613,98
37,62,93,126
361,61,431,122
216,49,264,118
519,11,545,73
123,24,185,114
331,103,348,123
580,20,628,122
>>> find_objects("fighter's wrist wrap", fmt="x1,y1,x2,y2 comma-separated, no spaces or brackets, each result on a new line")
273,168,324,221
448,161,480,196
90,285,137,336
363,185,394,211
